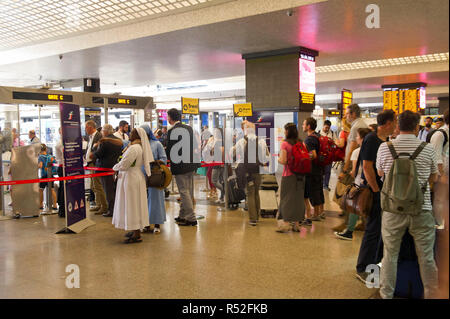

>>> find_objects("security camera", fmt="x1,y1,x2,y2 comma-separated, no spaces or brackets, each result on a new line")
286,10,293,17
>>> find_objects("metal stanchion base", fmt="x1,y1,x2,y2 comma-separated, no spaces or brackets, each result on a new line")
40,210,58,216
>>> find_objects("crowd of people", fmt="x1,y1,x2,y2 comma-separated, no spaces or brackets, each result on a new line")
5,104,448,298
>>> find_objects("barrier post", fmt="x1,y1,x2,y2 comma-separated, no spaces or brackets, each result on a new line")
41,166,56,215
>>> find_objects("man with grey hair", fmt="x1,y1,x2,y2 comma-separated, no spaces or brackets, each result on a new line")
28,130,41,145
91,124,123,217
85,120,107,214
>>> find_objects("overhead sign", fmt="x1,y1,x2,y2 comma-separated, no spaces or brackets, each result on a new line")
12,91,73,102
341,89,353,118
299,53,316,111
382,83,426,113
233,103,253,117
92,97,137,106
181,97,199,115
326,109,341,117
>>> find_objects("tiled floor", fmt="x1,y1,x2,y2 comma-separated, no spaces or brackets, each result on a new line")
0,173,374,299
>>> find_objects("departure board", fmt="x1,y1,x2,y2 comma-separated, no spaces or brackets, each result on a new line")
92,97,137,105
382,83,426,113
341,89,353,118
12,91,73,102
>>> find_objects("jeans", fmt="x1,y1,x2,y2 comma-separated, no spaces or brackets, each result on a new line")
356,191,383,273
175,171,195,222
323,164,332,188
380,211,438,299
211,167,224,200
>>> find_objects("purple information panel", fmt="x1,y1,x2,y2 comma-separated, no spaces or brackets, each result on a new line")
59,103,86,227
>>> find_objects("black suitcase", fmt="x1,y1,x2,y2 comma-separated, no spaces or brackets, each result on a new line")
227,175,246,209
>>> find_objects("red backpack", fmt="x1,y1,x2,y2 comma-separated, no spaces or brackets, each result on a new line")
288,141,311,175
316,134,335,167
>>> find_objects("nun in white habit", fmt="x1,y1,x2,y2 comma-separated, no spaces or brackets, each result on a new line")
112,127,154,243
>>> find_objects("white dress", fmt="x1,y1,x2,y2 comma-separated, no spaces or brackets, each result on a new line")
112,143,149,230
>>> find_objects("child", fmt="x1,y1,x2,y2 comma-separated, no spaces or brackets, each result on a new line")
38,144,58,210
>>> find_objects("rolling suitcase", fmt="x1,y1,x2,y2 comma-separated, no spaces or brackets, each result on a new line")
394,231,424,299
227,175,246,210
259,174,278,218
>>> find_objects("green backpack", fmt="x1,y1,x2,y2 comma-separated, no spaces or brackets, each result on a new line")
381,142,427,216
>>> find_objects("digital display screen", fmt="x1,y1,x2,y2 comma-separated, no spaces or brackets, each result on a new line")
383,86,425,113
341,89,353,117
299,54,316,110
92,97,137,105
12,91,73,102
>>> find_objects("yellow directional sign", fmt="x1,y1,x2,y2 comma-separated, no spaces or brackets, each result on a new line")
233,103,253,117
181,97,199,115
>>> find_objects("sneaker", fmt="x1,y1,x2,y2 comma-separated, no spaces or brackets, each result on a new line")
249,220,257,226
153,227,161,234
174,216,185,223
302,219,312,226
334,230,353,241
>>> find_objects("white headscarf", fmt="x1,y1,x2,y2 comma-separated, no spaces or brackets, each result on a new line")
136,127,154,176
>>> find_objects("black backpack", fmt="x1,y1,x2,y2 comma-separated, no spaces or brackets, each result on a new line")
426,128,448,147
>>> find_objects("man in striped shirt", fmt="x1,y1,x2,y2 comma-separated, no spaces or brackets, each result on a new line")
376,110,439,299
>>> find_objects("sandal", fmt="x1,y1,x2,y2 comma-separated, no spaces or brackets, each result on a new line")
124,236,142,244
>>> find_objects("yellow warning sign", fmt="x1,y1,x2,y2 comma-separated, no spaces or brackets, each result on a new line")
181,97,199,115
233,103,253,117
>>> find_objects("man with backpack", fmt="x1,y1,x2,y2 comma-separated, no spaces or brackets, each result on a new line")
355,109,396,285
418,117,435,142
302,117,325,224
428,112,449,177
376,110,438,299
233,121,270,226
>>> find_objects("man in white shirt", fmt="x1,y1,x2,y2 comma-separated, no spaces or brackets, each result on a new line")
429,112,449,177
340,104,368,178
85,120,107,214
320,120,335,191
113,120,129,141
231,121,270,226
28,130,41,145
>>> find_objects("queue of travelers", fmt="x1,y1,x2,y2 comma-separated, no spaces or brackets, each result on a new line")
6,104,447,298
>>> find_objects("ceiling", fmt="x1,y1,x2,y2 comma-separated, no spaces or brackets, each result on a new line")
0,0,229,50
0,0,448,109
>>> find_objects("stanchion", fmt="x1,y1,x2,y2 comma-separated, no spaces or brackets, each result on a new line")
41,166,57,216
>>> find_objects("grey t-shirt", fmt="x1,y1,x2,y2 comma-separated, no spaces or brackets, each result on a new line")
346,118,368,155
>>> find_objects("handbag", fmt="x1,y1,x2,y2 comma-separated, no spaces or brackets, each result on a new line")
146,160,172,190
333,173,354,205
339,184,373,217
